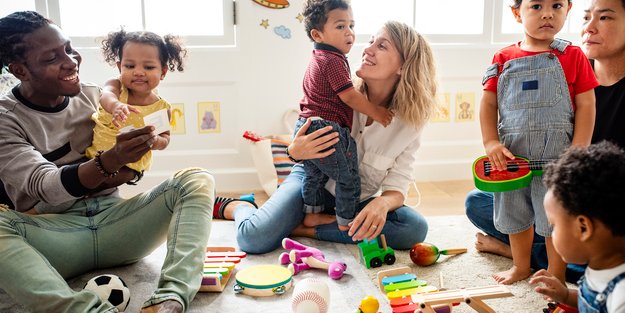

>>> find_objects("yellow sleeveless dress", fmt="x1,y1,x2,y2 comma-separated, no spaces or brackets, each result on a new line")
85,84,170,172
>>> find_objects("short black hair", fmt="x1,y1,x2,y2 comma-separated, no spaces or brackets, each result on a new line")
544,141,625,237
0,11,52,70
101,29,187,72
511,0,572,8
302,0,350,41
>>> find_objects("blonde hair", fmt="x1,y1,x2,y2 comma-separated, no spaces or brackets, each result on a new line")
357,21,438,129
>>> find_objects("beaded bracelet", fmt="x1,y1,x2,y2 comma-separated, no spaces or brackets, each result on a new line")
285,146,301,163
94,150,119,178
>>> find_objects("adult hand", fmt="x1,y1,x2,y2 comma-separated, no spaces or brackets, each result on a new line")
348,197,389,241
529,269,570,303
107,126,157,167
288,118,339,161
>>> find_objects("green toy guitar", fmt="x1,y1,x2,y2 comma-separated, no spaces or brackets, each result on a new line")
472,156,551,192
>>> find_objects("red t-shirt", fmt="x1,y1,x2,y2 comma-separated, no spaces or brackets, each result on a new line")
300,43,354,129
484,42,598,110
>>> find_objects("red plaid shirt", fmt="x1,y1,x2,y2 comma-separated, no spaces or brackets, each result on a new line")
300,43,354,129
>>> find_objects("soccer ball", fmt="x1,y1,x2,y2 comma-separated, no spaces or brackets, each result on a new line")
84,274,131,312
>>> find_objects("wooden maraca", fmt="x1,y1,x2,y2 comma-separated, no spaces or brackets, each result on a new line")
409,242,467,266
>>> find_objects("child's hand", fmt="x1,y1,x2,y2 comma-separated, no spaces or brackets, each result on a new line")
484,140,515,171
529,269,570,303
372,107,394,127
111,101,140,128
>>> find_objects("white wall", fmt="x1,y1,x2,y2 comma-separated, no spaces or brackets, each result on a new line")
76,1,500,193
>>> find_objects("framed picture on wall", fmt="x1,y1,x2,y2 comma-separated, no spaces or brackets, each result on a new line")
432,92,451,123
170,103,186,135
197,101,221,134
455,92,475,122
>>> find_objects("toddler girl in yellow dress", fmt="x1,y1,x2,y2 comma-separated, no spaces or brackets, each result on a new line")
86,29,186,178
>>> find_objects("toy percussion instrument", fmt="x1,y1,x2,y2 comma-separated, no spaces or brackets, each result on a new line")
200,246,247,292
234,264,293,297
410,242,467,266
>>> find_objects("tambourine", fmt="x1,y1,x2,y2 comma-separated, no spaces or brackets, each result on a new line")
234,264,292,297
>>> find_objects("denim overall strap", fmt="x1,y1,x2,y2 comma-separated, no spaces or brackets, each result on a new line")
550,38,571,53
578,272,625,313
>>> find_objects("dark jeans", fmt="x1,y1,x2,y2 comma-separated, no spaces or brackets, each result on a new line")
464,189,585,283
294,118,359,226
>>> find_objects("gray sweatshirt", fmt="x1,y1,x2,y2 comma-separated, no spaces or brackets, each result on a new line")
0,83,112,213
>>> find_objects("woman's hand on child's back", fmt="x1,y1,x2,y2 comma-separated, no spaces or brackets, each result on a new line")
484,140,515,171
289,118,340,161
111,101,140,128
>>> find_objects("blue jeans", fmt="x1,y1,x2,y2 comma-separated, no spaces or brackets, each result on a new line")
0,168,214,312
465,189,585,283
294,118,360,226
234,165,428,254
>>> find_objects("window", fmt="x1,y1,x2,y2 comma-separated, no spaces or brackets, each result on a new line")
0,0,36,17
351,0,587,45
351,0,488,44
1,0,235,48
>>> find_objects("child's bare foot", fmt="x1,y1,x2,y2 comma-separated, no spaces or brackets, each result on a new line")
303,213,336,227
291,223,315,238
338,224,349,231
493,265,532,285
140,300,183,313
475,233,513,258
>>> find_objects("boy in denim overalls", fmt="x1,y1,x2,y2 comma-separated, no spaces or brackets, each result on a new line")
530,142,625,313
480,0,598,284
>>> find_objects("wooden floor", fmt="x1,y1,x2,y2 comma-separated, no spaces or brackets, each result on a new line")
220,180,474,216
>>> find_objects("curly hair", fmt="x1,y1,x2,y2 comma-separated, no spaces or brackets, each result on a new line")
355,21,437,129
0,11,52,70
302,0,350,41
101,29,187,72
543,141,625,237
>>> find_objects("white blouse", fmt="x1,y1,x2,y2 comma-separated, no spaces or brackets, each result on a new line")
326,111,423,200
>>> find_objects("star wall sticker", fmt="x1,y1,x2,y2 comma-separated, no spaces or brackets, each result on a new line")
295,13,304,23
260,19,270,29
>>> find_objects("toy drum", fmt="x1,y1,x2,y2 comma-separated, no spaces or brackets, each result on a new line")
234,264,292,297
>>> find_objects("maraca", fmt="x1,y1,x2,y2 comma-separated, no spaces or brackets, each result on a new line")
409,242,467,266
354,295,380,313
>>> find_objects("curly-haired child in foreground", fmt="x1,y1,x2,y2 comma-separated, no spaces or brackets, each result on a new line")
85,29,186,179
530,141,625,312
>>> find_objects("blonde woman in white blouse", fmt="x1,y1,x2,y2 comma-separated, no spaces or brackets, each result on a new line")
219,21,437,253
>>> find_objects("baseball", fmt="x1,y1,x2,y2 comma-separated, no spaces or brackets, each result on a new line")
291,278,330,313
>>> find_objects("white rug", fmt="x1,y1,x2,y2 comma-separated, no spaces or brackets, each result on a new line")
0,216,553,313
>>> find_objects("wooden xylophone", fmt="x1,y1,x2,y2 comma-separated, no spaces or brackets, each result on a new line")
377,267,447,313
377,266,513,313
200,246,247,292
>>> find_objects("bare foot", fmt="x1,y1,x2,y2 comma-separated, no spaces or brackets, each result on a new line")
303,213,336,227
140,300,183,313
222,200,254,220
291,224,315,238
338,224,349,231
492,265,532,285
475,233,513,258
